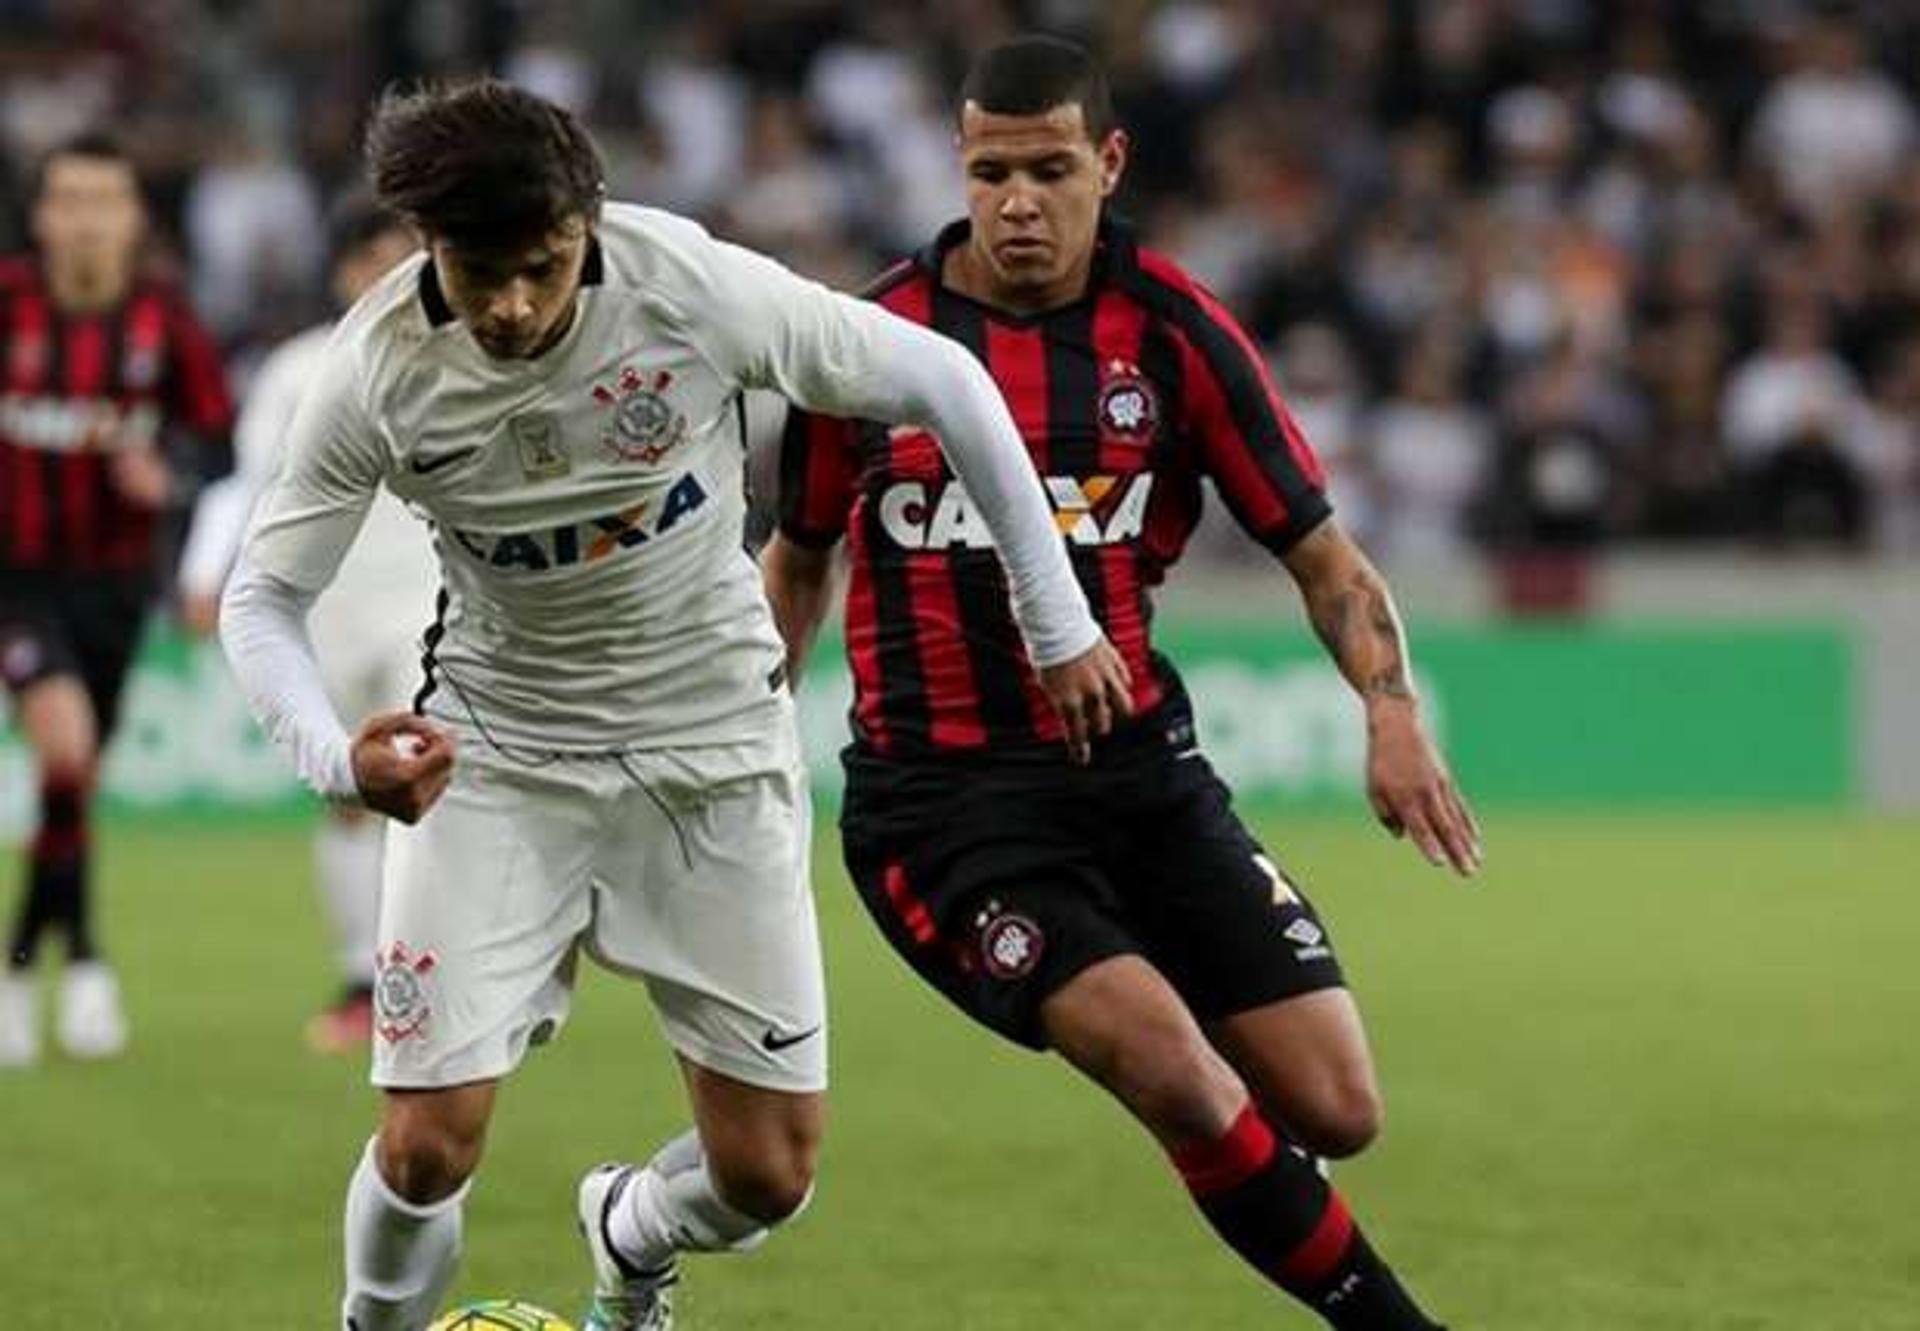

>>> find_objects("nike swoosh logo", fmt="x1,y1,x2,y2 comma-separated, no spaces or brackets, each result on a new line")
760,1024,822,1052
409,447,478,475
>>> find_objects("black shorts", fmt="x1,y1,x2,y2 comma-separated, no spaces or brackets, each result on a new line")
840,688,1346,1050
0,575,152,741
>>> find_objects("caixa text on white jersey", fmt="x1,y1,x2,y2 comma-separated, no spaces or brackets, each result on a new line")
444,473,708,572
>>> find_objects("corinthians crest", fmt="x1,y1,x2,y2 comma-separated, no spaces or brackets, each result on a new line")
374,941,439,1045
593,364,689,465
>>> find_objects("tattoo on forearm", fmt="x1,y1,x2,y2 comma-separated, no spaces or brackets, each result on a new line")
1309,575,1412,701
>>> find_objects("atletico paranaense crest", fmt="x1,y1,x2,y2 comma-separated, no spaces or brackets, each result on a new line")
593,365,689,465
374,941,439,1045
1097,358,1159,439
975,900,1045,980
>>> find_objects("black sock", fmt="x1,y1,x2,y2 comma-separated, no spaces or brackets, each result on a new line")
9,781,91,968
1169,1102,1442,1330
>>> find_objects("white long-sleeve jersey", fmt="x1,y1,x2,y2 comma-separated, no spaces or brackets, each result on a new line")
222,203,1099,797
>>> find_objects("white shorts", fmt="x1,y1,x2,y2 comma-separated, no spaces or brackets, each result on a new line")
369,718,825,1094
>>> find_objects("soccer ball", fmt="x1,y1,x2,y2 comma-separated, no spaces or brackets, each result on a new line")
427,1299,576,1330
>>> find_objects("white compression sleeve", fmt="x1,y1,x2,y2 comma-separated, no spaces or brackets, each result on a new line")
862,316,1101,669
219,559,358,799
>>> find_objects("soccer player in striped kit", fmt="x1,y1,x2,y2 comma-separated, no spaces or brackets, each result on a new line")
768,36,1480,1331
0,133,233,1067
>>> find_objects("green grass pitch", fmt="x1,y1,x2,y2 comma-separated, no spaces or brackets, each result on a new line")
1,810,1914,1328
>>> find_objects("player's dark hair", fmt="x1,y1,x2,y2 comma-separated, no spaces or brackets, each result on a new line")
364,78,604,256
960,35,1116,141
324,188,404,268
30,129,138,202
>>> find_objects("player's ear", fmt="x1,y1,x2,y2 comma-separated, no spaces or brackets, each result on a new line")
1096,129,1128,198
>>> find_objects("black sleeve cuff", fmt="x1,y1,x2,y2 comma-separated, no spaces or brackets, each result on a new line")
1259,494,1334,556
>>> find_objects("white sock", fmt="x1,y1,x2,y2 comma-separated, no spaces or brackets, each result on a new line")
315,817,383,987
341,1138,467,1330
607,1130,802,1270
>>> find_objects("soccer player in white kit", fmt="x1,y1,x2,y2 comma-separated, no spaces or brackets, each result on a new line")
217,81,1133,1331
179,193,429,1052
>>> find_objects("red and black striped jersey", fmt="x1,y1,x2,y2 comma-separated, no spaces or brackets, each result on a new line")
0,255,233,579
779,219,1331,759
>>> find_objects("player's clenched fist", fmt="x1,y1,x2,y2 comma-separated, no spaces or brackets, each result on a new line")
350,711,455,824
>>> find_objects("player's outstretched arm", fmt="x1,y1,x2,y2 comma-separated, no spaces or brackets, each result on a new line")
853,314,1132,760
1281,521,1483,876
711,233,1130,759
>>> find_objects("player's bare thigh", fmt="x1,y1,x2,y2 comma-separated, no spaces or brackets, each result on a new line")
1205,988,1383,1159
1040,953,1249,1147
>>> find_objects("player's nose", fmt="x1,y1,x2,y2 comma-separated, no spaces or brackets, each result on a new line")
487,280,536,324
999,183,1042,220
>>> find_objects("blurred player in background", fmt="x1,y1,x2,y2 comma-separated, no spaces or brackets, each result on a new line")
0,133,232,1068
768,37,1478,1331
218,80,1127,1331
178,192,428,1052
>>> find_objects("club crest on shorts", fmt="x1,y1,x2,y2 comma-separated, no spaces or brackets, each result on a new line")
0,631,43,686
593,365,688,465
977,905,1044,980
374,941,439,1045
1098,359,1159,439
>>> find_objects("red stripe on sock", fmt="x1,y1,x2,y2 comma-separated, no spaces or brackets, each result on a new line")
1171,1102,1277,1197
1278,1189,1355,1286
32,829,82,861
32,782,87,861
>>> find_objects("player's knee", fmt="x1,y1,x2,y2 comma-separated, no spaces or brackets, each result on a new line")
710,1148,817,1226
378,1116,486,1204
1292,1080,1384,1160
696,1085,822,1226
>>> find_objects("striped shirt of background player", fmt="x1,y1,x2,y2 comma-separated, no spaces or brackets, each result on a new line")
779,222,1331,758
0,257,232,575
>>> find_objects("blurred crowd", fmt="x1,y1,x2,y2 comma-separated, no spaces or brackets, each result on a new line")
4,0,1918,561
